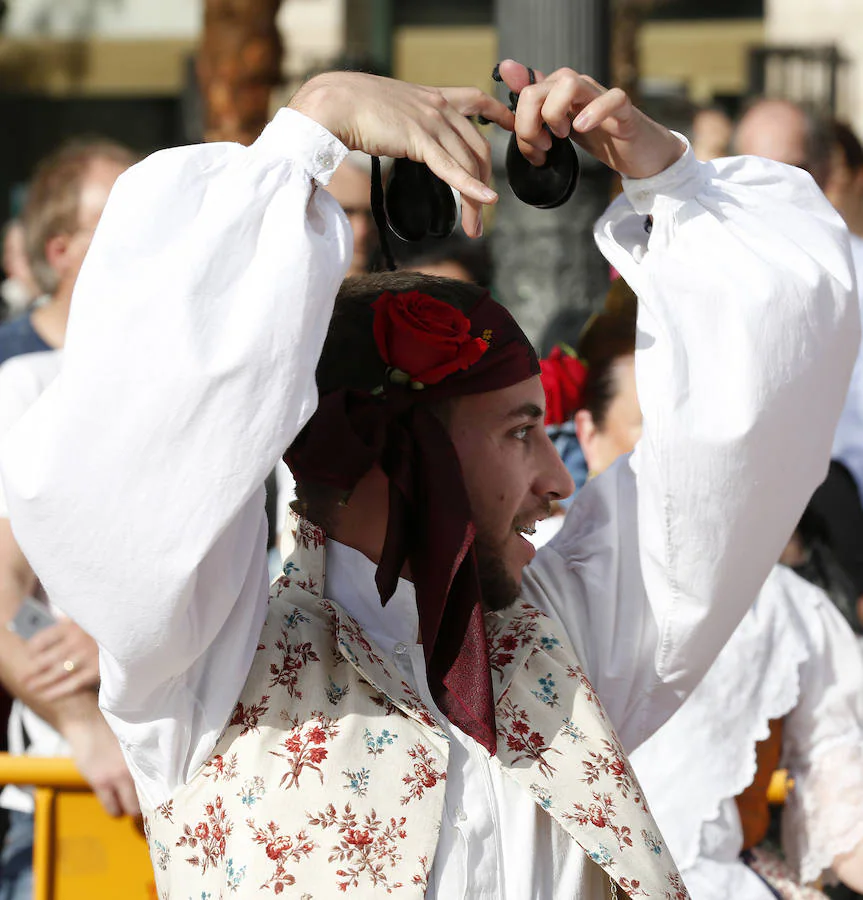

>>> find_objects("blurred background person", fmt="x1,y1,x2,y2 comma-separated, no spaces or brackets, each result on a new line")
0,139,135,366
734,98,834,188
536,305,593,517
822,122,863,571
545,283,863,899
0,223,39,322
0,137,138,900
323,151,377,277
397,233,493,287
530,284,637,548
691,106,734,162
824,122,863,238
734,102,863,632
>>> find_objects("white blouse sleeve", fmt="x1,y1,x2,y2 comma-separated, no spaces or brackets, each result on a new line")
781,589,863,885
523,145,860,752
0,109,352,805
0,351,63,517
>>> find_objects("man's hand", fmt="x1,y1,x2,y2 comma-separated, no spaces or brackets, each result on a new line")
289,73,515,239
63,713,140,818
23,619,100,702
497,59,684,179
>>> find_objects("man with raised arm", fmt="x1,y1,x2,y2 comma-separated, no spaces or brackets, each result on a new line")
0,63,857,898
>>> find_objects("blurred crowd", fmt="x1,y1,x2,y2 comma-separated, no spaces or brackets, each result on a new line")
0,91,863,900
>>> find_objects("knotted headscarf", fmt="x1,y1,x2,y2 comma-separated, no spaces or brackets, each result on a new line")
285,287,538,754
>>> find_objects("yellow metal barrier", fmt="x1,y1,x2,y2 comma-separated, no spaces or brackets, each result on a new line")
767,768,794,806
0,753,156,900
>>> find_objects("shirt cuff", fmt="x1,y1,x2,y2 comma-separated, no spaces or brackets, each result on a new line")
620,133,704,215
251,107,350,186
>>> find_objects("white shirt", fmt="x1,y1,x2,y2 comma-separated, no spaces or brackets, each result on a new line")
832,232,863,498
0,111,857,897
0,350,64,813
325,538,601,898
630,564,863,898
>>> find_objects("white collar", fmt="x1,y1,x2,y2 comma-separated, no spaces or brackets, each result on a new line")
324,538,419,656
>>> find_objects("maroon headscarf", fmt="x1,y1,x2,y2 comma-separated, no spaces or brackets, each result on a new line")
285,288,538,754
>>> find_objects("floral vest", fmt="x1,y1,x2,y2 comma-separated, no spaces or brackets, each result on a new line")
141,518,689,899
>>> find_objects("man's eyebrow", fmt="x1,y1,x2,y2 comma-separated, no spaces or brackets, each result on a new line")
503,402,544,420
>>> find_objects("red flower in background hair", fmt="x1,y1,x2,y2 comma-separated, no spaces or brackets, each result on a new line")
540,345,588,425
372,290,489,386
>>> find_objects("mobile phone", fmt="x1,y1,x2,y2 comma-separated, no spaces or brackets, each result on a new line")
9,597,56,641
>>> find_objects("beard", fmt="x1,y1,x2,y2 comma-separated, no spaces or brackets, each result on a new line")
474,533,521,613
474,502,549,612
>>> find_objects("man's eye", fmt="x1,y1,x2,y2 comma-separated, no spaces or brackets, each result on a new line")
512,426,532,442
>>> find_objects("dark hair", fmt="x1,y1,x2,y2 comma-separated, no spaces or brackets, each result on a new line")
833,121,863,173
577,282,637,429
396,235,493,289
538,307,593,359
292,271,487,526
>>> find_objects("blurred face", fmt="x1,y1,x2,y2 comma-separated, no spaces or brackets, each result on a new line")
823,144,863,216
50,157,127,295
325,162,375,276
447,375,575,609
691,109,733,162
734,101,810,171
575,355,642,476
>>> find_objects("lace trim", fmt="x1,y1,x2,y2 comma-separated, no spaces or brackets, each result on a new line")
783,740,863,885
630,568,810,870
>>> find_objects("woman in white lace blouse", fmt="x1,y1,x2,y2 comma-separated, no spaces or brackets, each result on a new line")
545,297,863,900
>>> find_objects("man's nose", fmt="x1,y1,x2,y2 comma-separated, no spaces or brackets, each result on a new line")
538,431,575,501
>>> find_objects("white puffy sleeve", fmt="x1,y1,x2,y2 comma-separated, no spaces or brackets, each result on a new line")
523,145,860,751
0,109,352,804
781,589,863,885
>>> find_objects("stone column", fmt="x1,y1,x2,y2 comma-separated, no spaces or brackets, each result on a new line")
492,0,612,347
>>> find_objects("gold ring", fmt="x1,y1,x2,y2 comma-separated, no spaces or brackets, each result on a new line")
62,659,76,673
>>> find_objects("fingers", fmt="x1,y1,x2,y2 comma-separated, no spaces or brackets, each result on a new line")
39,668,97,702
498,63,623,165
437,112,491,239
440,87,514,132
118,777,141,817
410,91,497,237
421,142,490,238
569,87,631,135
94,783,121,818
24,643,100,698
442,104,493,190
23,655,68,694
496,59,547,93
27,622,65,655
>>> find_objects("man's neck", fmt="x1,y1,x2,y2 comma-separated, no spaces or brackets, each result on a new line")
29,291,71,350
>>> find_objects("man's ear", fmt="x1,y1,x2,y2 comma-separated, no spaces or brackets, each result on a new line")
43,233,71,278
575,409,598,471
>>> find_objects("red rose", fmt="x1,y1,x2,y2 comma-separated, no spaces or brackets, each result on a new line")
539,345,588,426
372,290,489,386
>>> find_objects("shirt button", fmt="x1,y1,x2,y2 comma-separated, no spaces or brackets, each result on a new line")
455,807,468,823
393,642,408,655
315,147,335,171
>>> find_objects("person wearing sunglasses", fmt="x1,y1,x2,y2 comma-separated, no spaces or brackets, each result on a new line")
0,62,857,899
